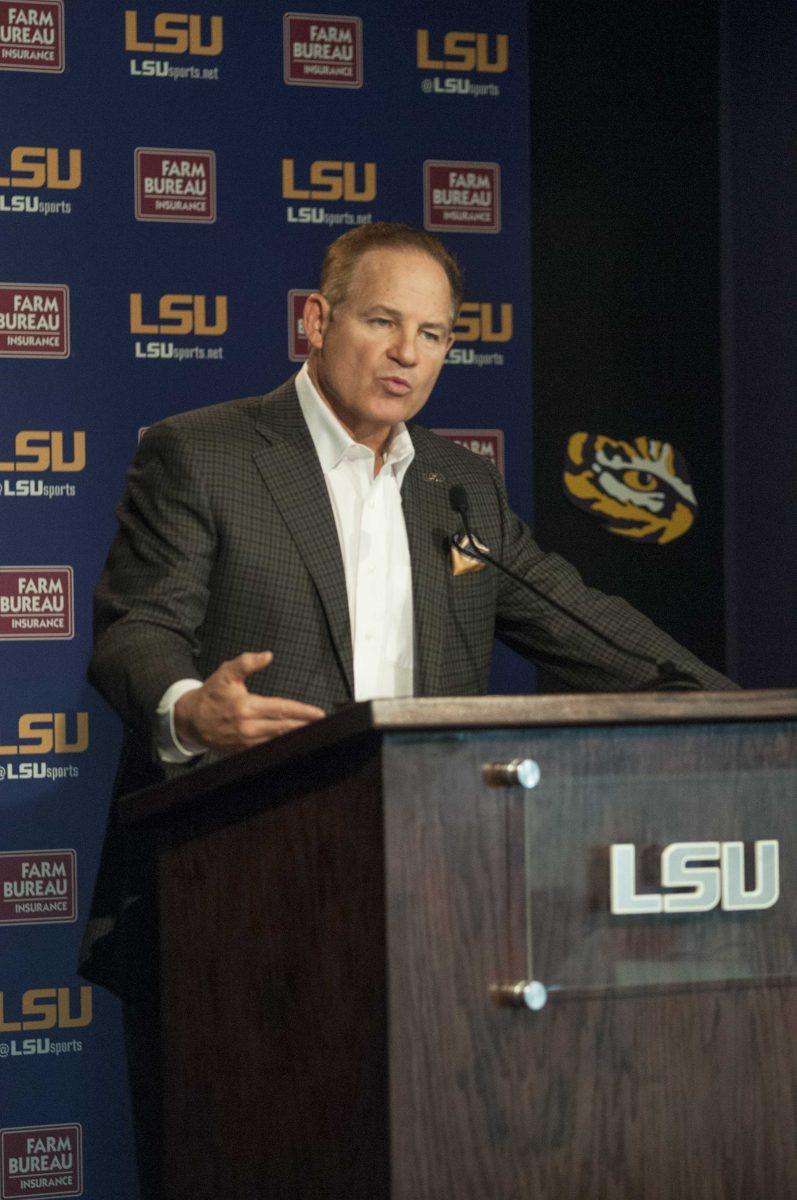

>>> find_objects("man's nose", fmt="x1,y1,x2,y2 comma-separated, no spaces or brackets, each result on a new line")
388,327,418,365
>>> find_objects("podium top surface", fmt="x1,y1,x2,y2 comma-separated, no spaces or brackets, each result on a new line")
120,689,796,828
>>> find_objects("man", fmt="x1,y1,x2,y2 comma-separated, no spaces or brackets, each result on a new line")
83,220,734,989
82,221,734,1196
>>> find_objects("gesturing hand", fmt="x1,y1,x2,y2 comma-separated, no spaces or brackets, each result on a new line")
174,651,326,753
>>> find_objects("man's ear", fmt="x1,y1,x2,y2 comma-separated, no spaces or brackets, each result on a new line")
303,292,330,350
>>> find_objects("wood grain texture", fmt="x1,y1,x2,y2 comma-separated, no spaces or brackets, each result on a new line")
122,689,797,828
145,706,797,1199
383,722,797,1200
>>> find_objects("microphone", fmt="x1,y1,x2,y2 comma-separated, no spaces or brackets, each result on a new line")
448,484,703,691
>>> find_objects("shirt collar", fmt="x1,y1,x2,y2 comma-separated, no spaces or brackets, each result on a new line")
295,362,415,486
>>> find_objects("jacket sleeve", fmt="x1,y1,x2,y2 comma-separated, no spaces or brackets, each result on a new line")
88,422,217,755
485,463,737,691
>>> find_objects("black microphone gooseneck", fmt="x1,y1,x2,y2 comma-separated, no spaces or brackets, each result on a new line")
448,484,702,691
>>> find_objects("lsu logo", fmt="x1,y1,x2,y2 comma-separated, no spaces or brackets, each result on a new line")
281,159,376,202
1,1124,82,1199
0,146,80,189
125,10,223,55
563,433,697,544
416,30,508,73
0,712,88,755
0,431,84,472
454,302,512,343
130,293,227,335
0,1,65,73
0,986,92,1032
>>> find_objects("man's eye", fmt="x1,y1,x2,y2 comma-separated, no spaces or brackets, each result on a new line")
421,329,441,343
370,317,391,328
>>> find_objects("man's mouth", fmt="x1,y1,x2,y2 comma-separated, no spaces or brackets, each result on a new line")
380,376,412,395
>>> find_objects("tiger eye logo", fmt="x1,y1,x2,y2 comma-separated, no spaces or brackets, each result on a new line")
563,433,697,544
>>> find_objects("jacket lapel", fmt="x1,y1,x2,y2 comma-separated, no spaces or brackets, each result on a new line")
252,382,354,697
402,437,454,696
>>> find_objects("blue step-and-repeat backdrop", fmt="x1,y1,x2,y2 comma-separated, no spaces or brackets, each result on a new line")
1,3,530,1195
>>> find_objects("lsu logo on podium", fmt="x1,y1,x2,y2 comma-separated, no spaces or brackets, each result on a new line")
0,1,64,73
416,30,508,73
1,1124,82,1198
0,284,69,357
135,148,216,222
424,161,501,233
283,13,363,88
0,567,74,640
0,850,76,925
125,10,223,55
282,159,376,203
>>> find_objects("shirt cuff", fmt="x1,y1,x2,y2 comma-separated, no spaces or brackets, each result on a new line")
156,679,206,763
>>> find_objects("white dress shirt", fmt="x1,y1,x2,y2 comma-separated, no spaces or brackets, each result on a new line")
157,362,416,761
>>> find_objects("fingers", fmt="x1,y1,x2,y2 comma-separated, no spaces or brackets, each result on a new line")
244,695,326,721
220,650,274,683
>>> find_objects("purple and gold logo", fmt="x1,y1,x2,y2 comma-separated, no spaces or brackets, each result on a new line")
433,430,505,476
423,161,500,233
0,851,76,925
283,13,362,88
0,1,64,73
563,433,698,544
0,567,74,639
135,148,216,222
0,284,69,358
1,1125,82,1198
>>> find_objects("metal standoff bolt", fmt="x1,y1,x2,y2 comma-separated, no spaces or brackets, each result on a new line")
491,980,548,1011
482,758,541,789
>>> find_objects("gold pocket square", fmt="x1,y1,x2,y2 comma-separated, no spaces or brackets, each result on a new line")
451,533,490,576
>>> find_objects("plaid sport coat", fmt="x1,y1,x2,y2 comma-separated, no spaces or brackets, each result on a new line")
82,376,734,994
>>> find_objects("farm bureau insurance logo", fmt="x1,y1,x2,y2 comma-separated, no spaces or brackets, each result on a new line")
125,9,222,81
424,161,500,233
0,850,76,925
0,567,73,639
0,146,81,217
433,430,505,476
130,292,227,362
287,289,311,360
0,431,84,500
447,301,512,366
0,1,64,73
282,157,375,229
0,710,88,783
417,29,507,98
0,284,68,358
283,13,362,87
1,1124,82,1198
135,148,216,222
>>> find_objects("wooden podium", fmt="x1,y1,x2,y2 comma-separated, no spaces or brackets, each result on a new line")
121,691,797,1200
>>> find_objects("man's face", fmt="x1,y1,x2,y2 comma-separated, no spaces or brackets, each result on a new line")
304,247,455,450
